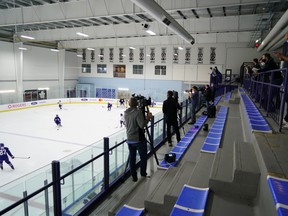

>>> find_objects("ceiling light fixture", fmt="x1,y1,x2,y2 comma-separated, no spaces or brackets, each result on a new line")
76,32,89,37
50,49,59,52
18,47,27,50
20,35,35,40
0,90,15,94
178,46,184,50
77,54,83,58
129,47,136,50
146,30,156,35
87,48,95,50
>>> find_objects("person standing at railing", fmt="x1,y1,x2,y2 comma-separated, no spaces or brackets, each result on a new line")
273,32,288,127
255,53,281,110
162,90,181,147
188,86,199,125
124,97,152,182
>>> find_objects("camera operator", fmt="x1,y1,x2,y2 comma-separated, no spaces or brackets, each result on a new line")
162,90,181,146
124,97,152,182
188,86,199,124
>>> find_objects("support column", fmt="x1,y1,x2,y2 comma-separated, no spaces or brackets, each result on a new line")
58,49,65,98
13,42,24,102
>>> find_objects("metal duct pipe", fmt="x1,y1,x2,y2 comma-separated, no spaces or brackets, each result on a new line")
257,9,288,52
130,0,195,45
267,25,288,51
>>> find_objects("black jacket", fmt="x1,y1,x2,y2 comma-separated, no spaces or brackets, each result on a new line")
162,97,181,123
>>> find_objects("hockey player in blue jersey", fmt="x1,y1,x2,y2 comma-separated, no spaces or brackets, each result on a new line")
0,143,15,170
54,114,62,130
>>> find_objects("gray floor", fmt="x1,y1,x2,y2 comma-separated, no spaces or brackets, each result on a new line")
89,91,288,216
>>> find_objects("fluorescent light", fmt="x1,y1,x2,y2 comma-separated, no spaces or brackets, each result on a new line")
77,54,83,58
118,88,129,91
20,35,35,40
129,47,136,50
76,32,89,37
122,54,126,57
50,49,59,52
87,48,95,50
146,30,156,35
98,54,104,57
146,54,150,57
18,47,27,50
178,46,184,50
38,88,50,90
0,90,15,94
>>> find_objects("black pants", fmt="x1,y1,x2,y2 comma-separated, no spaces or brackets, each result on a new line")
166,121,181,143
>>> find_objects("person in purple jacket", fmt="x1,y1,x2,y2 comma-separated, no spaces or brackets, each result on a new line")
0,143,15,170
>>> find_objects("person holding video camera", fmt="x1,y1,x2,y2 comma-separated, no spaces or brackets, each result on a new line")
163,90,181,146
124,97,152,182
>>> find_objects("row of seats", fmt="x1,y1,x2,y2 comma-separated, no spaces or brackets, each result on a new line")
240,94,272,133
224,91,232,101
159,114,208,169
159,96,222,168
170,184,209,216
267,175,288,216
116,204,144,216
200,106,229,154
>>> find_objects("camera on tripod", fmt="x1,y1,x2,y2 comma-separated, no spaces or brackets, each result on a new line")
131,94,151,110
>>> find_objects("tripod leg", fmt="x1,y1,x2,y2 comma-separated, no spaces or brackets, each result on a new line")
121,155,130,182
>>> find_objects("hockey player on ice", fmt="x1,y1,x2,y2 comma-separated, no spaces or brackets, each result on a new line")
107,102,112,111
0,143,15,170
54,114,62,130
58,100,63,110
120,113,125,127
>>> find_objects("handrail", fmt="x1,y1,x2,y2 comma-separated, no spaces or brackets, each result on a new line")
243,67,288,132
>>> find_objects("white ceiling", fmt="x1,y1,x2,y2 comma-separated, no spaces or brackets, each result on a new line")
0,0,287,51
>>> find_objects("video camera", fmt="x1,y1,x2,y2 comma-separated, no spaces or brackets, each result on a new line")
131,94,151,110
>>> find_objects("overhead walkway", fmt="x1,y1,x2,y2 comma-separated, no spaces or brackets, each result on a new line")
88,88,288,216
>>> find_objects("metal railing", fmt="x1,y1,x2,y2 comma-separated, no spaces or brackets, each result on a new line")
0,98,194,216
243,68,288,132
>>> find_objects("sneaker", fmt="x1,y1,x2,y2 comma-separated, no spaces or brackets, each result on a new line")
11,166,14,170
168,142,173,147
283,123,288,129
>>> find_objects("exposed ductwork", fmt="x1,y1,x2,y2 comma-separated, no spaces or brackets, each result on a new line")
130,0,195,45
257,9,288,52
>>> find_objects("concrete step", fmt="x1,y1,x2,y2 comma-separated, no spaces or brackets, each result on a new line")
144,167,178,215
163,161,197,215
209,141,260,199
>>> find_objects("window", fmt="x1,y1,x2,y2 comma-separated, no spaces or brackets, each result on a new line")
155,65,166,75
97,64,107,73
82,64,91,73
133,65,143,75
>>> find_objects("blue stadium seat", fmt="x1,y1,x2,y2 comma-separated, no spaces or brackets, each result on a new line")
116,204,144,216
241,94,272,133
201,106,228,153
267,175,288,216
170,184,209,216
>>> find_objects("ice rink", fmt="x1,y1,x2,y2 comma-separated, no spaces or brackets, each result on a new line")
0,103,161,187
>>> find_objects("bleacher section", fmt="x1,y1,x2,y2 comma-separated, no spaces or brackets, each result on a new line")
115,204,144,216
267,175,288,216
159,96,222,168
159,115,207,169
170,184,209,216
200,106,228,154
224,91,232,101
240,93,272,133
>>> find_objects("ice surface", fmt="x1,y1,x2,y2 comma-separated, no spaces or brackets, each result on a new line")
0,103,161,187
